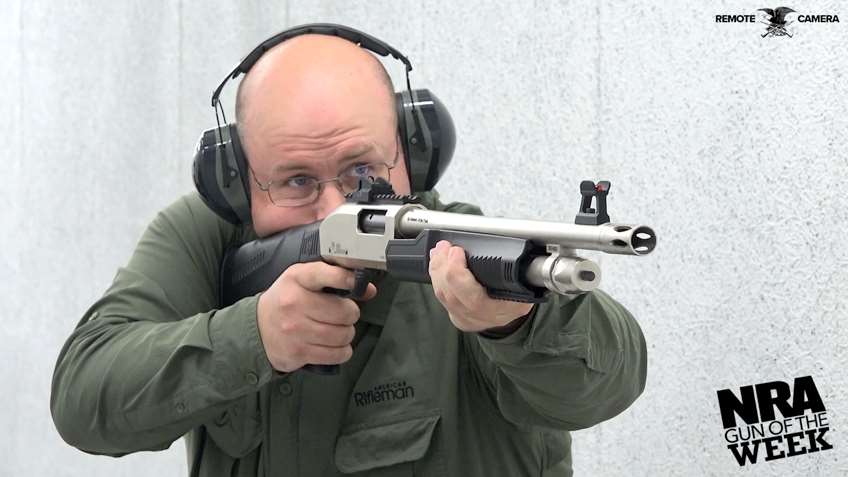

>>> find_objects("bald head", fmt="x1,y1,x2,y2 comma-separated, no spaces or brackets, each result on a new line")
233,33,411,237
235,34,395,142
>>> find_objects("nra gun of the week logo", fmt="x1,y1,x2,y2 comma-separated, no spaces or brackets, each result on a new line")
716,376,833,466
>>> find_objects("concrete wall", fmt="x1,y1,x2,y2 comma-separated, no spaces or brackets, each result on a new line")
2,1,845,475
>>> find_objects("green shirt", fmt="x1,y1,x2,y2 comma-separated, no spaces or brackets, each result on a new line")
51,190,647,476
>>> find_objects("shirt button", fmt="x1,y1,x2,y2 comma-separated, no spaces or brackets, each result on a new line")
175,402,186,413
279,382,293,396
246,372,258,385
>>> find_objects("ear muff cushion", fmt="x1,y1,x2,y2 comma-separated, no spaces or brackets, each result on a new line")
191,125,252,224
396,89,455,192
194,128,240,224
418,90,455,190
395,91,412,185
222,124,253,224
227,124,253,210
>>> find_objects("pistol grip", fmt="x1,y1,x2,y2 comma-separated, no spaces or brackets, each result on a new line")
305,269,372,376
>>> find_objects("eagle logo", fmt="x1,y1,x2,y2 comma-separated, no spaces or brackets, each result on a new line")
758,7,796,37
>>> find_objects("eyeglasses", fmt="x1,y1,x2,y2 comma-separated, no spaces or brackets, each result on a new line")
249,136,400,207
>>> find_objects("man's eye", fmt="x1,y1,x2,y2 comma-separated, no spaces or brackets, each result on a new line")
349,164,373,177
285,176,313,188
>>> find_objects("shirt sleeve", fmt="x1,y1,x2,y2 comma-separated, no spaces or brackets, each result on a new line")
432,193,648,431
50,192,275,456
468,290,648,430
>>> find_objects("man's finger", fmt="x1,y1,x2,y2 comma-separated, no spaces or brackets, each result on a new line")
356,283,378,301
305,295,361,326
301,344,354,366
291,262,355,292
441,246,487,294
428,240,451,270
301,321,357,347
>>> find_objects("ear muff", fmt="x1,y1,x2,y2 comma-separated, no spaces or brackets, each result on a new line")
192,124,253,224
396,89,455,192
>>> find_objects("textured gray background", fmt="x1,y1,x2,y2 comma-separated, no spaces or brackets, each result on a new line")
2,1,846,476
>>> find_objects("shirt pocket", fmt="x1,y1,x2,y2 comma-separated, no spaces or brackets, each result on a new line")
205,393,263,458
334,413,443,476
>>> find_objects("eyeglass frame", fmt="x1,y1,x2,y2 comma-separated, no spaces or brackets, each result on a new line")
247,135,401,207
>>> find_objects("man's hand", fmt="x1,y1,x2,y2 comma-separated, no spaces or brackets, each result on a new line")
428,240,533,332
256,262,377,372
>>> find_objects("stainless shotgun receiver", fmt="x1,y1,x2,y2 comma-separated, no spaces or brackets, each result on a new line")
220,178,656,374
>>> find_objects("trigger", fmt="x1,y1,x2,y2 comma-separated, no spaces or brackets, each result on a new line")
350,269,371,299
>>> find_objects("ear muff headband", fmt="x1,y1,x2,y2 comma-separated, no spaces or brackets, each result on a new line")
211,23,414,108
193,23,454,225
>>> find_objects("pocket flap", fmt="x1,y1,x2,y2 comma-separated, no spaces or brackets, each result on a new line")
335,414,440,473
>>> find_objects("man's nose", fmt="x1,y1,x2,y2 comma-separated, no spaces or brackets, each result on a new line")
315,181,347,220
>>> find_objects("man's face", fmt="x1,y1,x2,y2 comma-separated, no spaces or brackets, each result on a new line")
238,35,412,238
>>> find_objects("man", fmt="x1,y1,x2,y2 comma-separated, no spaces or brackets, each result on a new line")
51,32,647,476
